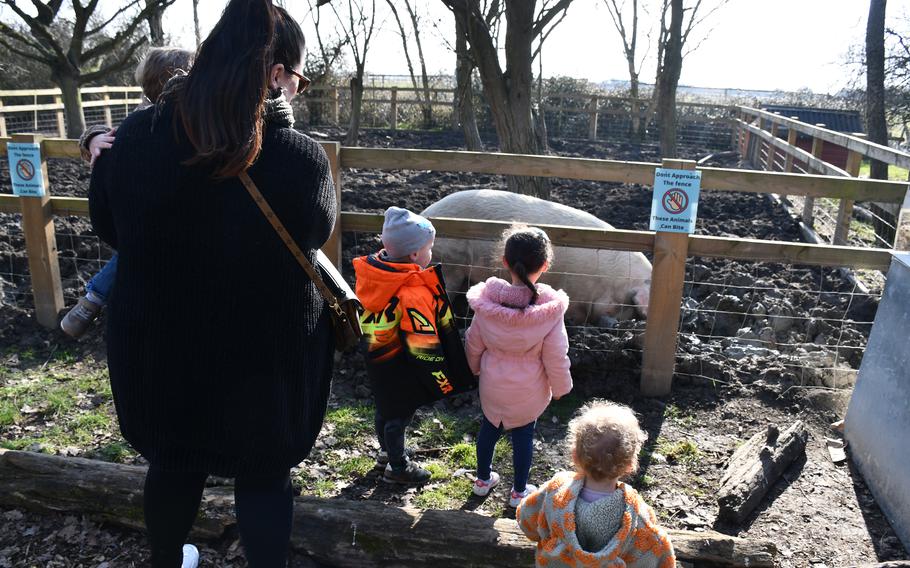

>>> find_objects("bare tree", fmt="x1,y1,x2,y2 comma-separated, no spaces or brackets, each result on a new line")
656,0,682,158
867,0,888,179
602,0,649,141
403,1,433,127
453,15,483,150
145,0,166,45
385,0,433,126
443,0,576,199
192,0,201,48
324,0,377,146
0,0,175,137
650,0,728,156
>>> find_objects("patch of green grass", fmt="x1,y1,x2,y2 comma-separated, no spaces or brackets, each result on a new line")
414,412,476,447
850,219,878,245
412,477,473,509
657,437,701,464
95,442,134,463
312,479,336,498
0,399,19,427
424,461,450,481
45,388,76,416
323,405,373,445
0,438,35,450
547,392,584,421
444,442,477,469
634,473,657,488
858,160,909,181
493,438,511,462
337,455,375,478
663,404,695,427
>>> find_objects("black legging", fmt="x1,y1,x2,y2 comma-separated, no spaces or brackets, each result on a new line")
144,464,293,567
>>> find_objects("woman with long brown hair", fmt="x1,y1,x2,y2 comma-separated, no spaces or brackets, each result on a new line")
89,1,334,566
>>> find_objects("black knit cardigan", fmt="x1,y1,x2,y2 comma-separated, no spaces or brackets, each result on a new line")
89,103,336,476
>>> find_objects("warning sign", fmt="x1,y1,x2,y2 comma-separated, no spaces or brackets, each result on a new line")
6,142,46,197
649,168,701,234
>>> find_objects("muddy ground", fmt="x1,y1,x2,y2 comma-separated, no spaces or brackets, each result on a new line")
0,127,906,567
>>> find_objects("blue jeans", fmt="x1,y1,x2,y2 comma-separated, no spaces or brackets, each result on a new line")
476,416,536,492
86,253,118,304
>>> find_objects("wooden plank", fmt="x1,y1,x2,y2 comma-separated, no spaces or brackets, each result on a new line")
102,94,112,128
737,120,848,177
54,97,65,137
332,87,340,124
0,195,894,270
641,159,695,397
340,147,907,201
740,106,910,170
803,132,826,226
783,119,798,173
0,88,62,97
834,147,864,245
320,142,343,268
765,120,779,171
687,235,893,270
13,134,65,328
0,138,81,159
0,99,6,138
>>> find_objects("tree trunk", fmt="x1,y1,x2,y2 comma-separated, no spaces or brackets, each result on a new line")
0,449,779,568
404,0,433,127
145,0,166,46
717,421,808,525
193,0,202,48
657,0,683,158
347,72,364,146
866,0,888,180
454,17,483,151
630,73,642,143
455,0,550,198
55,72,85,139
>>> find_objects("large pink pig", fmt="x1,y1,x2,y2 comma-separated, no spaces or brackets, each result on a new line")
421,189,651,325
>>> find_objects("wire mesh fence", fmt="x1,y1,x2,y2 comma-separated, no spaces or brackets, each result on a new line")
339,227,878,394
53,217,115,305
0,212,31,308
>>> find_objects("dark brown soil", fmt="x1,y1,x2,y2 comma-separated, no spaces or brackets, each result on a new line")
0,127,905,567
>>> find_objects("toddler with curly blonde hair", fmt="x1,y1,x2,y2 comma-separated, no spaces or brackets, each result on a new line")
516,401,675,567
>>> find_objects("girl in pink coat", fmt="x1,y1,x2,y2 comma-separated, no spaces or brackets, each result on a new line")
465,226,573,508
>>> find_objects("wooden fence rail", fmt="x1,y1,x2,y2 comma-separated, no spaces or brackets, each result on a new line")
0,137,903,396
735,106,910,250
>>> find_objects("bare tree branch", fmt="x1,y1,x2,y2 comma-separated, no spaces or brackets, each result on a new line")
82,0,176,62
86,0,144,37
531,0,574,38
80,37,148,82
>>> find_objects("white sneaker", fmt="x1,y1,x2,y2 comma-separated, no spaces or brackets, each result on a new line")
181,544,199,568
509,484,537,508
473,471,500,496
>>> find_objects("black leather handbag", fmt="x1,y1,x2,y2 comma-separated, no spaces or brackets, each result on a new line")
239,172,363,352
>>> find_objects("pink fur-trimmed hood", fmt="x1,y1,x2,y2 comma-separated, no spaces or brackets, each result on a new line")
464,277,573,429
466,277,569,324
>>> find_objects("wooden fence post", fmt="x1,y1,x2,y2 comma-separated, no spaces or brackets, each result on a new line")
765,115,779,171
834,139,864,245
103,93,113,128
641,158,695,397
588,95,598,140
390,87,398,131
802,127,826,226
783,119,798,173
321,142,343,269
54,96,65,137
332,87,340,125
0,98,7,138
12,133,65,328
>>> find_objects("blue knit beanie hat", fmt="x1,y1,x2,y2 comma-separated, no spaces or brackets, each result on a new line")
381,207,436,259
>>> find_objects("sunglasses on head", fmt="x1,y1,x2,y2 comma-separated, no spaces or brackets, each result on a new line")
285,67,311,95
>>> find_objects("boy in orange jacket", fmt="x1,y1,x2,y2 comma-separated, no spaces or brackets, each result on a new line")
353,207,474,484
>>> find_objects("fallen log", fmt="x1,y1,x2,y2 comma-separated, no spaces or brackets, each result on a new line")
841,563,910,568
717,421,809,525
0,449,776,567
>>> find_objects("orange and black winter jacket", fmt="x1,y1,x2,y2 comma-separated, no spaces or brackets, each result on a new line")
353,254,476,418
